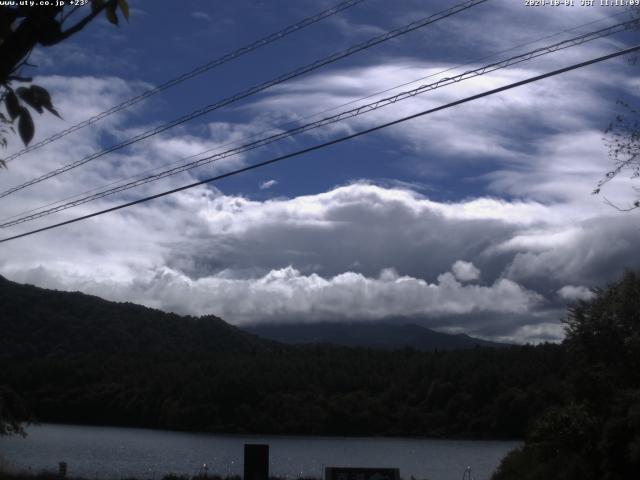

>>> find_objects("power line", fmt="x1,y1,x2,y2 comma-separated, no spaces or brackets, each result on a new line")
1,43,637,245
1,17,634,228
0,0,489,199
3,0,367,164
0,12,631,225
306,9,634,119
3,10,629,226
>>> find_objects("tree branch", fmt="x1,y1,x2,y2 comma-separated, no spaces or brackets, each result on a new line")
603,196,640,212
60,4,84,24
57,1,114,42
0,8,60,83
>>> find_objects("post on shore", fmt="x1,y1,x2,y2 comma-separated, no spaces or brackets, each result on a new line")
244,444,269,480
58,462,67,479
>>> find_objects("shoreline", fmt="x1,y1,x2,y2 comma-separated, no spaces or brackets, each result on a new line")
0,424,518,480
1,471,313,480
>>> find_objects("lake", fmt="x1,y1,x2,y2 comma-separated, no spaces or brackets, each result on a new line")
0,424,520,480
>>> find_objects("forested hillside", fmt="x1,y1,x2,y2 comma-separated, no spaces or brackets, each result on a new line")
0,275,267,359
0,274,564,439
1,345,565,438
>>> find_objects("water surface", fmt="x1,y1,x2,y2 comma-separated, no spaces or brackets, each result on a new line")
0,424,519,480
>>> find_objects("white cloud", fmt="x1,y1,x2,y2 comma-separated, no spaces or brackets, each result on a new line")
494,322,566,345
259,179,278,190
191,11,212,22
2,20,639,346
452,260,480,282
256,55,615,156
249,47,638,210
557,285,594,302
504,215,640,289
6,264,542,327
3,180,638,342
0,74,253,232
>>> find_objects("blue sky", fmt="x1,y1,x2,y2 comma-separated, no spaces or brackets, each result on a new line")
1,0,640,343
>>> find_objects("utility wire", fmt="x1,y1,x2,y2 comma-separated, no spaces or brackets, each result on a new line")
1,43,637,245
2,9,629,225
3,0,367,163
0,10,629,224
1,18,635,228
0,0,489,199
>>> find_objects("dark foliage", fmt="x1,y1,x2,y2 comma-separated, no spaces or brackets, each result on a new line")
0,386,32,436
0,1,128,157
0,472,242,480
493,270,640,480
0,275,268,360
0,345,566,439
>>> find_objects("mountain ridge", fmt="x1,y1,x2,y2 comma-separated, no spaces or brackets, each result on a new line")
244,321,509,351
1,274,507,357
0,274,267,359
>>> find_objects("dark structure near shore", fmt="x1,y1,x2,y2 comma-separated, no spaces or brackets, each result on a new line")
244,444,269,480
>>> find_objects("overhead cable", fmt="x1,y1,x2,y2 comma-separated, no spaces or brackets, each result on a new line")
1,17,635,228
3,8,629,226
2,0,368,163
0,0,489,199
1,43,637,244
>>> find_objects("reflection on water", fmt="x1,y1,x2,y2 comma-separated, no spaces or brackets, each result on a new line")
0,424,520,480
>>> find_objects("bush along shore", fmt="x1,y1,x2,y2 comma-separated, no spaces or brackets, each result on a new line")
0,471,308,480
0,472,432,480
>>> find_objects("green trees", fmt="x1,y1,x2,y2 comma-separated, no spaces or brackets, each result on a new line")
566,271,640,479
493,271,640,480
0,346,565,438
0,1,130,433
565,270,640,372
594,8,640,210
595,100,640,210
0,0,129,162
0,386,31,436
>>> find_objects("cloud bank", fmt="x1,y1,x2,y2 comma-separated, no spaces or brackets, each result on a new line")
3,182,638,343
2,6,640,345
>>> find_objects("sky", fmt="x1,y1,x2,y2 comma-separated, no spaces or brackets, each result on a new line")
1,0,640,343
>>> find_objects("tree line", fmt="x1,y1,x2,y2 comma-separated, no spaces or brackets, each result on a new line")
0,343,566,439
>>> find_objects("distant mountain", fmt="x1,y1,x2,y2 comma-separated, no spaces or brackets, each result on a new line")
0,275,267,360
244,321,509,351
